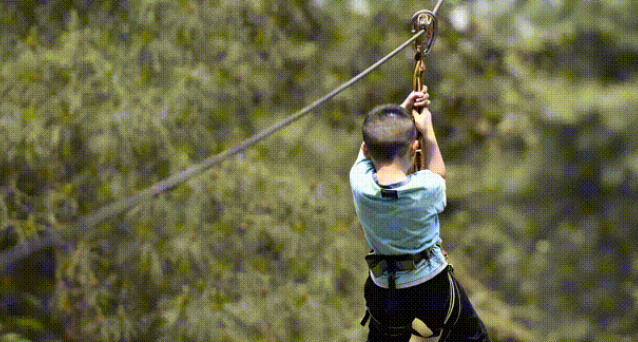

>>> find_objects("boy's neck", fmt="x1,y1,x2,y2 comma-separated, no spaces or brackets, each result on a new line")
376,163,409,186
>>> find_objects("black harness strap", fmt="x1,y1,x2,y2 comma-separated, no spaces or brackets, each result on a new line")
388,260,398,289
438,265,462,341
364,247,434,280
360,308,417,339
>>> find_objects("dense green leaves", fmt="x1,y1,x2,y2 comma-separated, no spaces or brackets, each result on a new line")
1,0,637,341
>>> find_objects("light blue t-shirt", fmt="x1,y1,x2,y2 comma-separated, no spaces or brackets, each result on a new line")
350,152,448,289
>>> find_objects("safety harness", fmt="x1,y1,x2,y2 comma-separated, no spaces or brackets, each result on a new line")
365,247,435,288
360,264,462,341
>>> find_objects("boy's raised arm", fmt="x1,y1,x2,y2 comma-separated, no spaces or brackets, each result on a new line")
411,88,446,179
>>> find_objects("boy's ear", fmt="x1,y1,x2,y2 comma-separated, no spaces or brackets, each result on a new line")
410,139,419,154
362,142,371,159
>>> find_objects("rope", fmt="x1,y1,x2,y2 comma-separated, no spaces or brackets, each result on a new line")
0,29,426,274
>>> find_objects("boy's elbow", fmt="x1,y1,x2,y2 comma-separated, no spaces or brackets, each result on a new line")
434,167,446,180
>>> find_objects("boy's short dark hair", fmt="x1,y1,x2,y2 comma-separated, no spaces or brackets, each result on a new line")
363,104,417,164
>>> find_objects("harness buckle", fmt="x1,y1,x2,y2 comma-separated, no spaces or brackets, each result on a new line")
364,248,432,279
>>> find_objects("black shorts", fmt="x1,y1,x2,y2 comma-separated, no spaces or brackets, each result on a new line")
363,266,491,342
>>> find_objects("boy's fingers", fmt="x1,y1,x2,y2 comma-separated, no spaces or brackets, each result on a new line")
406,90,430,109
406,93,419,104
414,99,431,107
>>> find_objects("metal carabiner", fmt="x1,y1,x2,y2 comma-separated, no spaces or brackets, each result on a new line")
411,10,438,56
411,11,436,92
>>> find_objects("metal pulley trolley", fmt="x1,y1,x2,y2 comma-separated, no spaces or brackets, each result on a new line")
410,0,444,172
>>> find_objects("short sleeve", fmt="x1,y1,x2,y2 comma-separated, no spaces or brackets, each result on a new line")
415,170,446,213
349,151,375,190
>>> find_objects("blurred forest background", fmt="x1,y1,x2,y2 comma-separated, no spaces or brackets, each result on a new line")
1,0,637,341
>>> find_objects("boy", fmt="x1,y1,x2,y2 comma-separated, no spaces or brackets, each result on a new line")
350,88,491,341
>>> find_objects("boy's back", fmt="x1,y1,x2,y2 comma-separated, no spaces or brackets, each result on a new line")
350,152,448,288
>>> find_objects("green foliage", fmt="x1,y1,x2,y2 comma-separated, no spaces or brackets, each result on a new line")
1,0,370,341
433,1,638,341
1,0,637,341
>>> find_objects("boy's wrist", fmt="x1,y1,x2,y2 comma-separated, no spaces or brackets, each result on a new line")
418,129,437,142
417,124,435,136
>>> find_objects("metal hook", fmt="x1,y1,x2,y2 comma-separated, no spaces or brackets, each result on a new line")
411,10,438,56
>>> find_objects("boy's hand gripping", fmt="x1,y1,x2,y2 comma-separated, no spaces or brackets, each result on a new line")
401,86,433,135
402,87,433,173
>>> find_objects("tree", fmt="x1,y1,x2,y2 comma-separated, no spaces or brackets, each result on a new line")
2,0,637,341
431,1,638,340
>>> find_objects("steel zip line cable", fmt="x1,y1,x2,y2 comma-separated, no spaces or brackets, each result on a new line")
432,0,445,16
0,29,427,274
